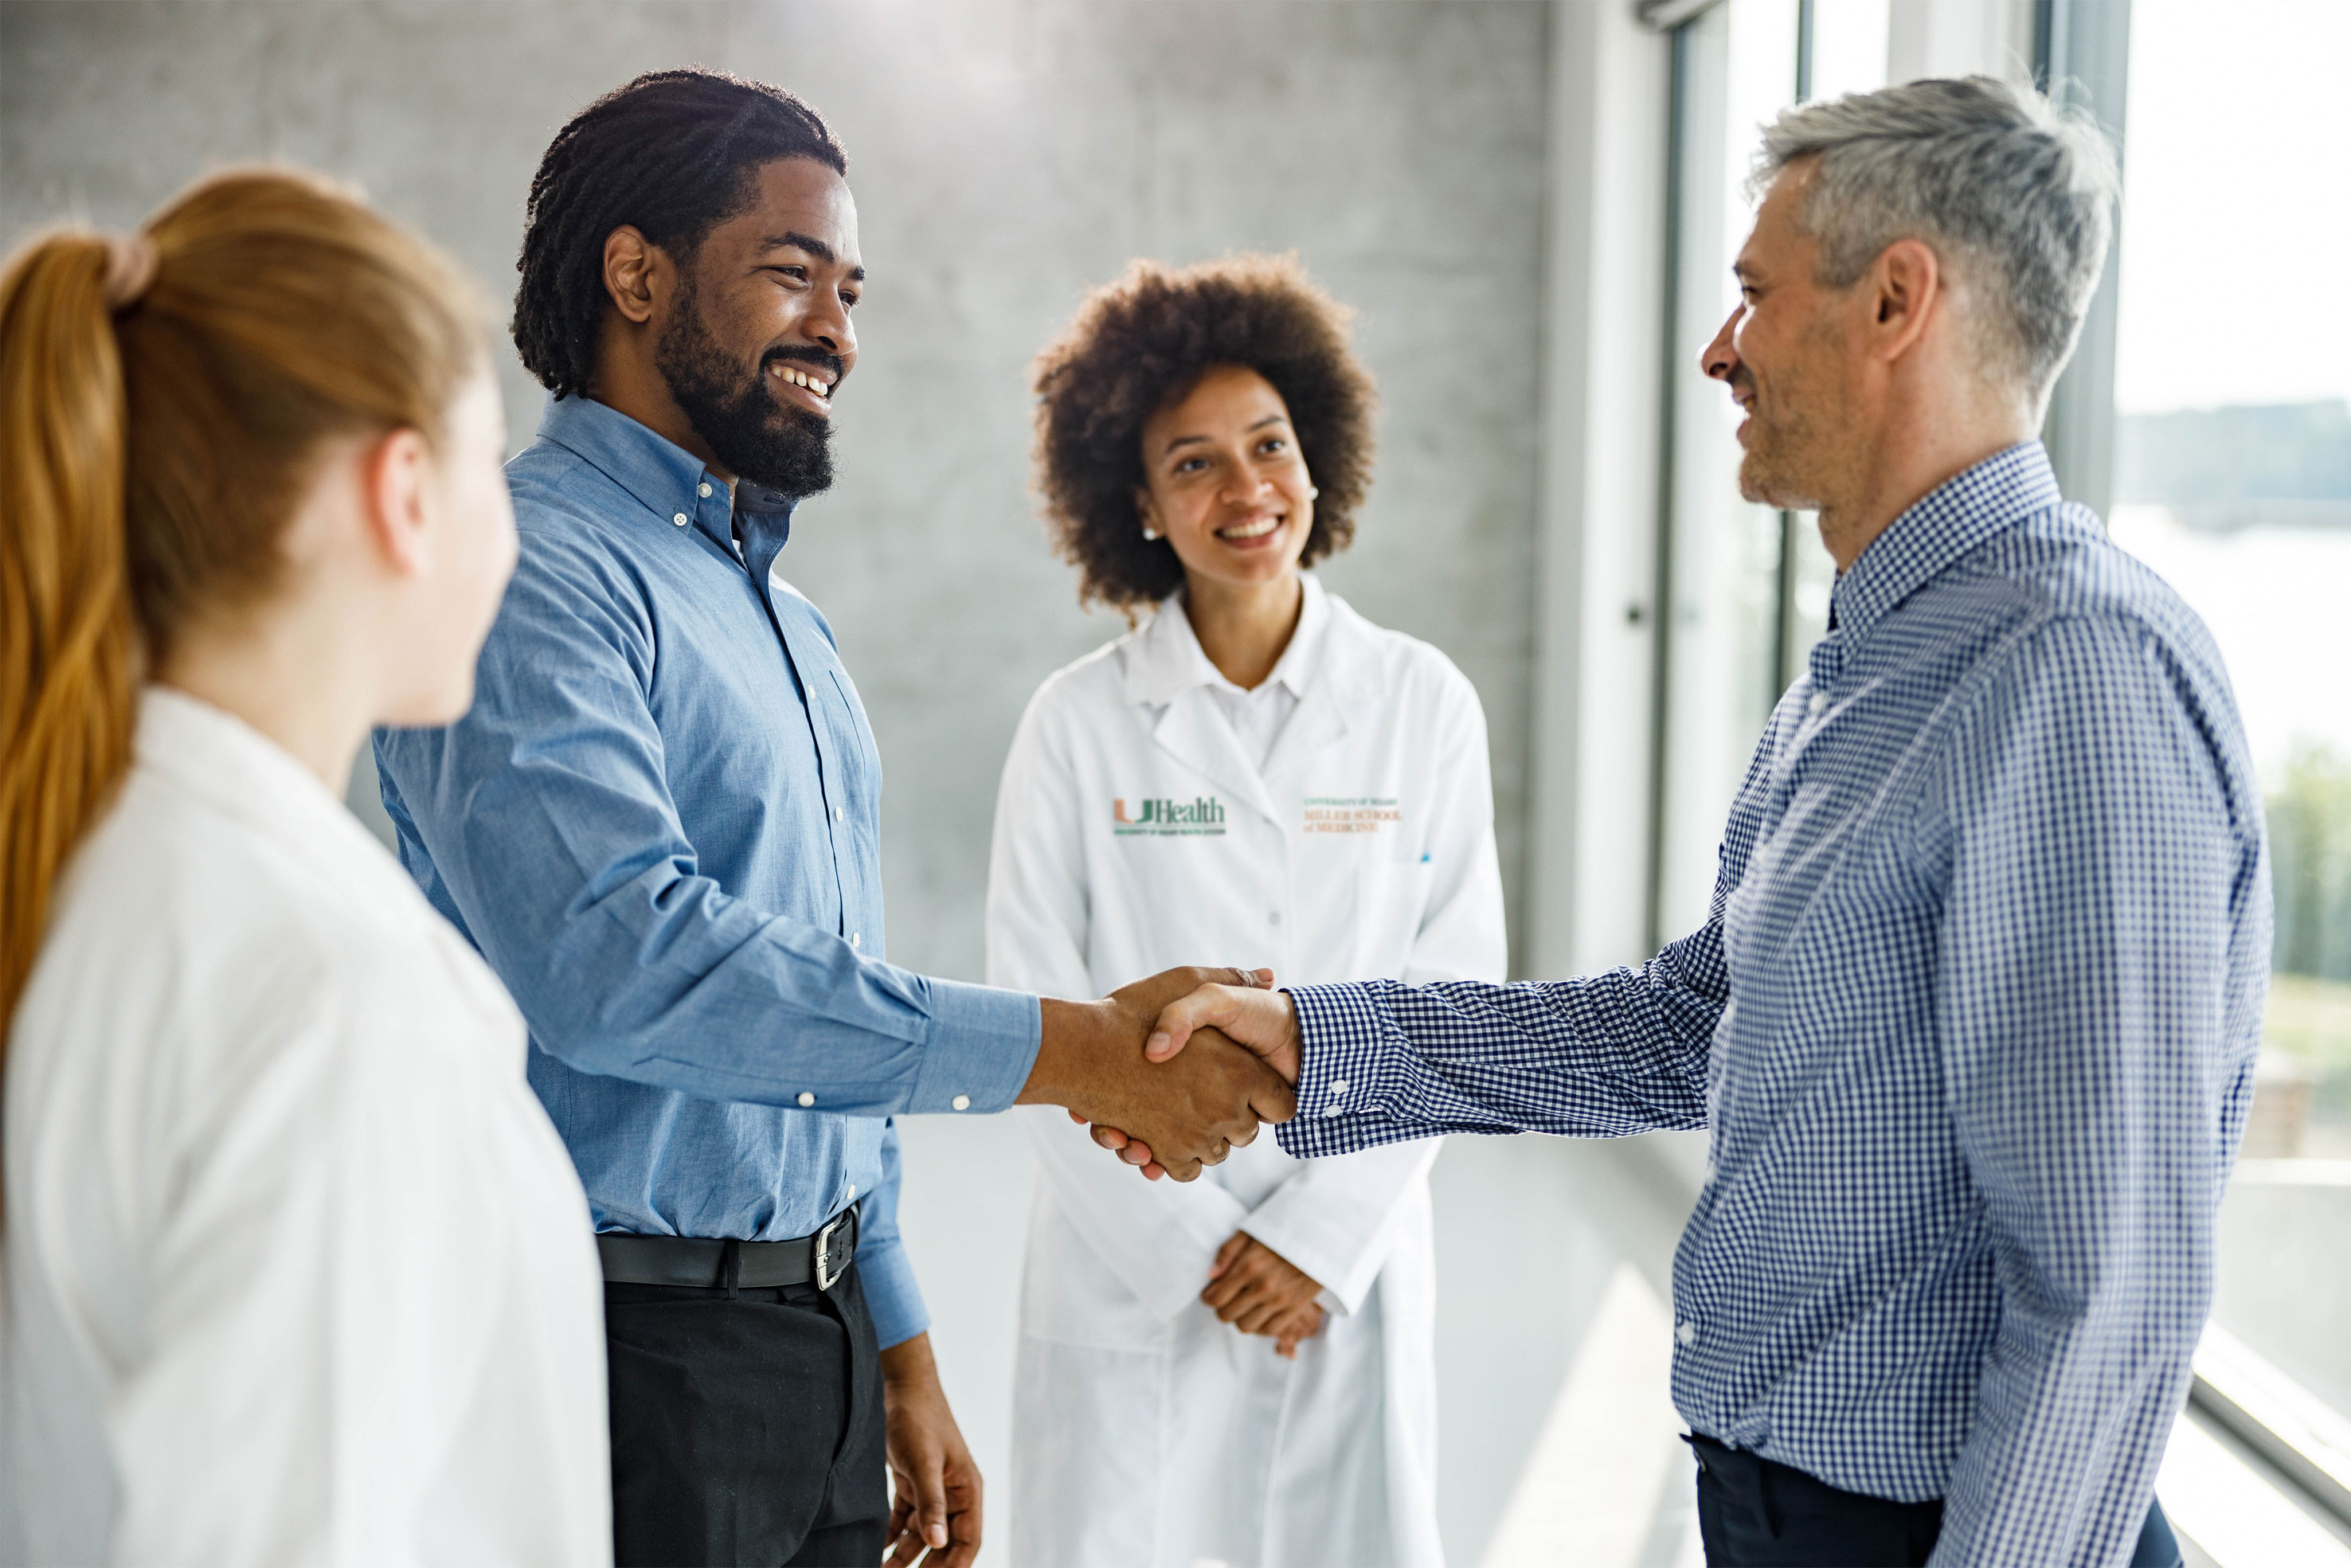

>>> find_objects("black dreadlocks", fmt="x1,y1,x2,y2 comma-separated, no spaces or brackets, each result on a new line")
512,69,847,399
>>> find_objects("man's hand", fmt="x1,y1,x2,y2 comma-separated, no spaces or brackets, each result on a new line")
1019,967,1296,1182
1089,982,1306,1176
1147,981,1304,1077
1203,1232,1326,1360
880,1333,981,1568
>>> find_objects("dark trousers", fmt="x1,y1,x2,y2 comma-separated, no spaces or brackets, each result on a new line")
1688,1433,2184,1568
604,1259,888,1567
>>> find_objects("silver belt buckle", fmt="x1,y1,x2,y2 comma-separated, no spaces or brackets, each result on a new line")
813,1207,855,1292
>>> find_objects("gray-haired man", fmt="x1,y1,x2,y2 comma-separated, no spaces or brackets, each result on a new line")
1121,76,2261,1567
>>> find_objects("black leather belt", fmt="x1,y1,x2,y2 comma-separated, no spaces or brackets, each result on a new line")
597,1205,858,1291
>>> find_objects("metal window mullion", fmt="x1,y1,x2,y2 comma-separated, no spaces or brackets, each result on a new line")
1645,18,1696,957
2034,0,2133,519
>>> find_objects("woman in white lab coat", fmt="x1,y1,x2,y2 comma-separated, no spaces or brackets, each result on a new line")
0,171,608,1562
989,255,1506,1568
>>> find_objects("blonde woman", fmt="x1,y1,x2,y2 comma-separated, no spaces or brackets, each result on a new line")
0,170,608,1563
988,256,1504,1567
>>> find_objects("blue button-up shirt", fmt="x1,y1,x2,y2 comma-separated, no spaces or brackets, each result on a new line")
375,395,1041,1347
1281,445,2269,1565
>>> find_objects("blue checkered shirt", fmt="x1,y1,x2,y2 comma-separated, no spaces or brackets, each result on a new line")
1280,444,2270,1566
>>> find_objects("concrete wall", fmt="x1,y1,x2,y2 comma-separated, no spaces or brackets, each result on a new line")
2,5,1582,1561
1,0,1550,983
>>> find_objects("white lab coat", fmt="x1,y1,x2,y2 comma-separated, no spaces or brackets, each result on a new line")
988,577,1506,1568
1,689,611,1566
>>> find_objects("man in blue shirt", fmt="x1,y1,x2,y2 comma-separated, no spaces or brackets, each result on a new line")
375,71,1290,1568
1119,79,2258,1568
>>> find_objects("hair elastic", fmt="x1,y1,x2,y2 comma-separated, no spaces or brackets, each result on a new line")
100,231,158,311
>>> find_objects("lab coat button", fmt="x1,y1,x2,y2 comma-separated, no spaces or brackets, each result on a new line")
951,1094,972,1112
672,512,689,528
797,1091,816,1107
1676,1321,1697,1346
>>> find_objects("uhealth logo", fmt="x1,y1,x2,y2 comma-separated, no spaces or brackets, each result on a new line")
1113,796,1228,835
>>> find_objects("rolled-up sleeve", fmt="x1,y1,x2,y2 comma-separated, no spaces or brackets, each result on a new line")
375,534,1040,1118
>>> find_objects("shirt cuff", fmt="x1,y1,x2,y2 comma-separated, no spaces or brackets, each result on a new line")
856,1231,931,1349
1277,983,1393,1157
904,976,1040,1115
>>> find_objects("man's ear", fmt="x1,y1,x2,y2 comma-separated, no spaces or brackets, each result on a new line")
601,225,663,327
1866,237,1942,365
361,427,434,579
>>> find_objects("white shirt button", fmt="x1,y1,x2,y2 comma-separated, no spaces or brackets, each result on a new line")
698,482,713,499
1329,1080,1348,1096
1676,1321,1697,1346
1268,909,1282,926
951,1094,972,1112
850,932,862,949
671,512,689,528
835,805,846,823
1807,692,1828,717
1321,1103,1345,1117
846,1184,856,1199
797,1091,816,1107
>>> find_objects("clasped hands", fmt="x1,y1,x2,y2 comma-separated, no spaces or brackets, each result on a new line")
1019,965,1305,1183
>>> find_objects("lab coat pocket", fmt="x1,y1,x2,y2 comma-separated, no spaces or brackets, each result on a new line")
1022,1200,1175,1353
1353,862,1435,980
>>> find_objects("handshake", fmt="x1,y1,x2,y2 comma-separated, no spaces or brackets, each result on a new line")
1017,966,1309,1181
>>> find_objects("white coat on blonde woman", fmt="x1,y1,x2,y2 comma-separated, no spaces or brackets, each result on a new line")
2,691,611,1566
988,574,1505,1568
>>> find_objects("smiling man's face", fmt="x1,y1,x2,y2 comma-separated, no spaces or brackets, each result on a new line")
654,155,863,497
1700,160,1860,514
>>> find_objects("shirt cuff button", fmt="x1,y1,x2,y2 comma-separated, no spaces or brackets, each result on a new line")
1329,1080,1348,1096
797,1091,816,1107
672,512,690,528
1676,1322,1697,1346
951,1094,971,1112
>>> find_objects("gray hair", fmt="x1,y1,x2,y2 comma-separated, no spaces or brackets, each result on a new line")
1751,75,2120,407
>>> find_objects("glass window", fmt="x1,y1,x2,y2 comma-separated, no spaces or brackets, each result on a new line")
2107,0,2351,1423
1654,0,1887,944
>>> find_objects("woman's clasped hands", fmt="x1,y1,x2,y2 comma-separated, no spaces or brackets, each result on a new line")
1203,1232,1326,1359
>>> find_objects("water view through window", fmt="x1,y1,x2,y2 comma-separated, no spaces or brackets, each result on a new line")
2109,0,2351,1425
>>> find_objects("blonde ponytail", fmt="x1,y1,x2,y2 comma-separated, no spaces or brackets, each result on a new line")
1,167,480,1097
0,233,140,1033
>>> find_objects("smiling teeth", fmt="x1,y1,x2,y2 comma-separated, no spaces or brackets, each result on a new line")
1221,516,1280,540
777,366,828,397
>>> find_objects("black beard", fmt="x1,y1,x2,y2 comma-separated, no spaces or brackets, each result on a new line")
655,274,835,499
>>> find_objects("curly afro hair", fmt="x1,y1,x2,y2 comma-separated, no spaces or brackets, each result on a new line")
1032,253,1377,610
513,69,847,400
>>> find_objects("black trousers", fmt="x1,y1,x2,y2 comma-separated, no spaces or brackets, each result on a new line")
604,1258,889,1568
1688,1433,2184,1568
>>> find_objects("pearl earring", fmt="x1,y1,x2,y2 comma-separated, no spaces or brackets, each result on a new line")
1308,485,1320,499
1141,524,1160,542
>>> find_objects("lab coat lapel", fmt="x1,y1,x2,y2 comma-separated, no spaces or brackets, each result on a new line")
1148,687,1282,829
1121,602,1282,828
1261,683,1348,784
1262,586,1375,783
